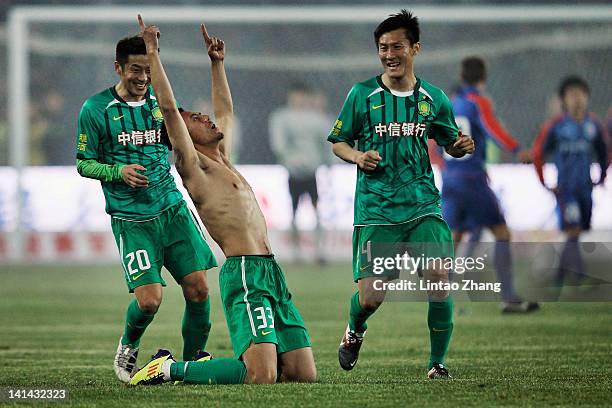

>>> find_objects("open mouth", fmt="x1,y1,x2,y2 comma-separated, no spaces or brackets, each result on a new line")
134,83,147,91
386,61,401,69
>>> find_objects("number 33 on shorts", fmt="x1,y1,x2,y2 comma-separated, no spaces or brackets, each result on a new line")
254,306,275,336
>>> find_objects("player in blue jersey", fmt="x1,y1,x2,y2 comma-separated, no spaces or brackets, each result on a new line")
441,56,538,313
533,76,609,284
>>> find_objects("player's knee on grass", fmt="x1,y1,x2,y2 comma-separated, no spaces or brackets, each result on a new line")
242,343,278,384
181,271,210,303
281,366,317,383
245,364,277,384
279,348,317,383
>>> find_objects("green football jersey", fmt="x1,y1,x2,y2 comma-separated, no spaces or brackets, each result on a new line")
328,75,459,226
76,86,183,220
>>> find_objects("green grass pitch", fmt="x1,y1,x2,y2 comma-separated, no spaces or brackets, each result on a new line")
0,264,610,407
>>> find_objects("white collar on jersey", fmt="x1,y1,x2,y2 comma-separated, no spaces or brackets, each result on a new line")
367,86,433,100
105,99,146,109
126,100,147,107
106,95,156,109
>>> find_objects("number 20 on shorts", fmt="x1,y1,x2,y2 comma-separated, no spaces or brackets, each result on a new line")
124,249,151,279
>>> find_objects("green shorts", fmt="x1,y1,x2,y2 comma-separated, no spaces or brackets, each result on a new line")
219,255,311,359
352,214,454,281
111,201,217,292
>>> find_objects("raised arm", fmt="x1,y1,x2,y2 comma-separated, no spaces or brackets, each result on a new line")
201,23,234,158
138,15,199,177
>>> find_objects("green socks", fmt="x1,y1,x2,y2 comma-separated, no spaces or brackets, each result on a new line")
122,299,155,348
182,298,212,361
348,291,376,333
170,359,247,384
348,290,453,368
427,297,454,369
122,297,211,357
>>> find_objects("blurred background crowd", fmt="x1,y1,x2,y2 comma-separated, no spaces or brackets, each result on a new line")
1,0,610,167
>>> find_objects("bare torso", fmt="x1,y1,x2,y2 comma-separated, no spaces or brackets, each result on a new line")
179,151,272,257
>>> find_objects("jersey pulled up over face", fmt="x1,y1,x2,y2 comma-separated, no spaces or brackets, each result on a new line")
77,86,182,220
328,76,459,226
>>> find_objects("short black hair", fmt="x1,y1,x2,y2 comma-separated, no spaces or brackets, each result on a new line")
461,56,487,85
115,35,147,66
558,75,590,98
374,9,420,47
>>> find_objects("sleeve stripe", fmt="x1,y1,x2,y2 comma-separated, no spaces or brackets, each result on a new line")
532,114,563,186
467,94,520,152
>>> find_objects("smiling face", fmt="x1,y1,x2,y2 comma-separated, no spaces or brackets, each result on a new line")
180,110,224,146
377,28,419,81
114,55,150,101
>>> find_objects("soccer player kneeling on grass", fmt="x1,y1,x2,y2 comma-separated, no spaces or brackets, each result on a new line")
130,16,316,386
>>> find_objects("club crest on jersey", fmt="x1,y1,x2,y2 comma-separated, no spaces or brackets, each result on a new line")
418,100,433,118
151,106,164,122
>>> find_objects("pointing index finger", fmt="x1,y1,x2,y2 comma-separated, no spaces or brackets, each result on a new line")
138,14,146,32
201,22,211,42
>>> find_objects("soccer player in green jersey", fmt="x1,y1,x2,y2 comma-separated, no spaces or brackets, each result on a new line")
129,16,315,386
328,10,474,379
76,33,217,382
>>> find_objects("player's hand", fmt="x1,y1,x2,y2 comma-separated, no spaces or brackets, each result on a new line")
201,22,225,61
356,150,382,171
137,14,160,52
453,133,475,154
122,164,149,188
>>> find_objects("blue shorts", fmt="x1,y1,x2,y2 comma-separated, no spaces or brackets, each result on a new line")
441,172,506,231
556,190,592,231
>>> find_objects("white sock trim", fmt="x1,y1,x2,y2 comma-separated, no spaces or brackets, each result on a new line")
162,359,173,381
